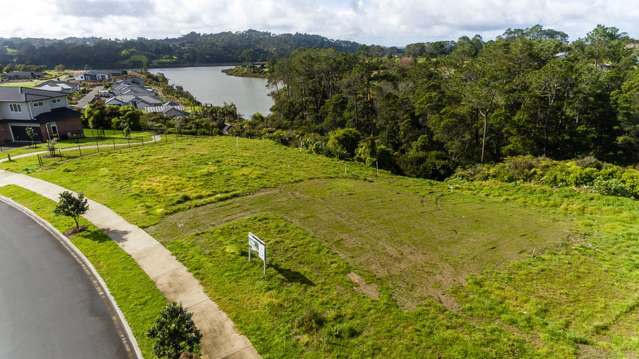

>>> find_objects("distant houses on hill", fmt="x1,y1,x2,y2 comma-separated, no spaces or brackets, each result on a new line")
102,78,186,117
0,71,44,81
74,70,126,82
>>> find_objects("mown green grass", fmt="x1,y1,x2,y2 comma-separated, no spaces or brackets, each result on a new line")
1,136,373,227
0,80,45,88
4,135,639,356
165,214,535,358
0,129,155,157
0,185,166,358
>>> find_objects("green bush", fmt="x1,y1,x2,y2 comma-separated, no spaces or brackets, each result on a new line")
454,155,639,199
326,128,361,159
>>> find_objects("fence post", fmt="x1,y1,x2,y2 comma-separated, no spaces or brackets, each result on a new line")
78,144,82,156
113,139,116,151
7,153,11,162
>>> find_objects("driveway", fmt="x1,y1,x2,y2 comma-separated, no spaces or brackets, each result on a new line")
76,85,104,109
0,201,131,358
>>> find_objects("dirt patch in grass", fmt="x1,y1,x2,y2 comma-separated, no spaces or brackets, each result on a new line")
347,272,380,300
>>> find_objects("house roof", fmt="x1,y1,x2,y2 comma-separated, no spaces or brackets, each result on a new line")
35,80,77,93
143,104,187,115
0,87,66,102
30,108,81,124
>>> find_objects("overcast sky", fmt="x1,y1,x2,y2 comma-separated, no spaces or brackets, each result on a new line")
2,0,638,46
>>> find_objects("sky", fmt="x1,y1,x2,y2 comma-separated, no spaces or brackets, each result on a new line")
2,0,639,46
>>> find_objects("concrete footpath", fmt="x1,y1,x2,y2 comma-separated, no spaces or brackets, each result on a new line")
0,170,260,359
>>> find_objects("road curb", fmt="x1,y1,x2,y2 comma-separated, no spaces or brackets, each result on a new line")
0,195,143,359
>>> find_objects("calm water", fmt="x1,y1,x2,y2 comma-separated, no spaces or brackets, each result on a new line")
150,66,273,116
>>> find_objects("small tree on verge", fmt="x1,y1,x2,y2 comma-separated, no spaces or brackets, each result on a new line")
148,302,202,359
54,191,89,232
25,127,36,148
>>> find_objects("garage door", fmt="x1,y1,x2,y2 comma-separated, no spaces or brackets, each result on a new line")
10,125,42,142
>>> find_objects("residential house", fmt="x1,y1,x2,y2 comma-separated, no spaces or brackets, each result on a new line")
1,71,43,81
35,79,80,94
144,103,188,118
74,70,112,81
0,87,83,143
105,78,163,109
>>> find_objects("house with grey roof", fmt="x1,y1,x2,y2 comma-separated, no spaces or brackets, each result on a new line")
143,103,188,118
0,87,83,143
35,80,80,94
74,70,112,81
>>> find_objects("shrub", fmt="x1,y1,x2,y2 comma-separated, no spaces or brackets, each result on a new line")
593,178,633,197
326,128,361,159
398,150,454,180
147,302,202,359
575,156,604,169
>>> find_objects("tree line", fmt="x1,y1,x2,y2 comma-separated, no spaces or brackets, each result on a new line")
230,25,639,180
0,30,361,69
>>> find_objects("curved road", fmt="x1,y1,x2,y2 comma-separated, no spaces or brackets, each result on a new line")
0,202,131,358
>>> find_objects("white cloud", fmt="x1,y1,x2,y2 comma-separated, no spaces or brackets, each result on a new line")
0,0,636,45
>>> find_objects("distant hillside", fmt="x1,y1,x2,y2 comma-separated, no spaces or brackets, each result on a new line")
0,30,362,69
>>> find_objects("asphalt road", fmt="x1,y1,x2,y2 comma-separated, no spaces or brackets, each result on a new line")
0,202,131,358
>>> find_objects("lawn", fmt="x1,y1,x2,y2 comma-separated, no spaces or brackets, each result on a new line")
1,136,373,227
4,135,639,356
0,185,166,358
0,129,156,158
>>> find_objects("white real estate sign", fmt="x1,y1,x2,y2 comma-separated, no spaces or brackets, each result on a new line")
248,232,267,274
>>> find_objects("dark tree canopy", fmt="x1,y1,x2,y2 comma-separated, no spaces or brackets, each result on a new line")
0,30,361,69
147,302,202,359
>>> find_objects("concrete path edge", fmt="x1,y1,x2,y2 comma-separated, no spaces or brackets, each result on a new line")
0,195,143,359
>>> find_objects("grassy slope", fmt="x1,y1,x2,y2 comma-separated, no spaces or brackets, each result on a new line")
1,136,372,227
0,185,166,358
3,135,639,356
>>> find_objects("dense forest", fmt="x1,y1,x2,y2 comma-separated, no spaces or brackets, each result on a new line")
228,25,639,180
0,30,363,69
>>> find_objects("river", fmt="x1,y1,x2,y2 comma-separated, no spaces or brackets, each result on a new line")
150,66,273,117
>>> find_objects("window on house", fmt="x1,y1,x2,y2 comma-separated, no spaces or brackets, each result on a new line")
9,104,22,112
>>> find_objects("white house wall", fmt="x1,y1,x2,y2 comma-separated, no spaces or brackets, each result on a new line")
0,96,67,120
0,102,30,120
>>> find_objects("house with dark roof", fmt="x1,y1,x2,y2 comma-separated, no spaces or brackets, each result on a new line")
0,71,44,81
0,87,83,143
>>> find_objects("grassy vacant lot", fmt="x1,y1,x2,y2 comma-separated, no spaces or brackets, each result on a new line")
0,185,166,358
4,135,639,356
149,177,572,309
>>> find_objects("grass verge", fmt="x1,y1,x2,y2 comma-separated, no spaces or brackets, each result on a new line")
0,185,166,358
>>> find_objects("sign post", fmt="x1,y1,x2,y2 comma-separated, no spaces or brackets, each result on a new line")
248,232,267,275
